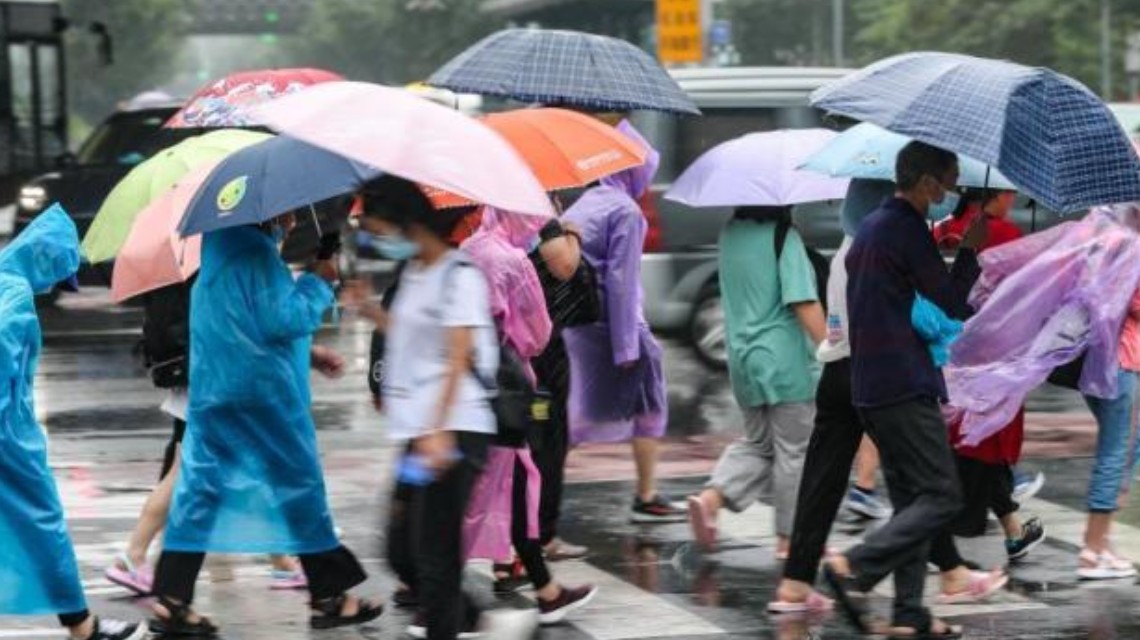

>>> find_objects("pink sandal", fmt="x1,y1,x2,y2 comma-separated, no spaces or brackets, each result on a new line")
767,590,835,614
936,569,1008,605
687,496,717,551
104,554,154,596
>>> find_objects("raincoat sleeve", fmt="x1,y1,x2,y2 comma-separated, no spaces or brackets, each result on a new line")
247,253,335,344
912,295,963,367
903,229,980,320
0,281,30,414
605,207,647,366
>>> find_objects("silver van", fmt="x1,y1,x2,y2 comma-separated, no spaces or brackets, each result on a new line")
633,67,853,368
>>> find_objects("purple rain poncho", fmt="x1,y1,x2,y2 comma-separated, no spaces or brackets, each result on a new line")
946,206,1140,445
460,217,550,560
561,121,667,444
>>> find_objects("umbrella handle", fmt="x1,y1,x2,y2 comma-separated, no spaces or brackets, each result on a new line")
309,204,323,238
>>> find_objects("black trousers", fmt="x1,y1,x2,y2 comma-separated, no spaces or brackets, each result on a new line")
159,418,187,481
152,545,366,604
530,386,569,546
513,454,552,590
848,397,963,628
58,610,89,628
387,432,490,640
784,359,864,584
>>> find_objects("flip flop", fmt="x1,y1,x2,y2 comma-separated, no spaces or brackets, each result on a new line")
687,496,717,551
887,620,964,639
104,555,154,596
767,590,835,614
935,569,1008,605
821,564,874,634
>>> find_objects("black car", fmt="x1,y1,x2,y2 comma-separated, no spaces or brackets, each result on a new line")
14,104,192,284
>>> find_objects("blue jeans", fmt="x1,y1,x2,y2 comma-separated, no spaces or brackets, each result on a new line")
1084,370,1139,512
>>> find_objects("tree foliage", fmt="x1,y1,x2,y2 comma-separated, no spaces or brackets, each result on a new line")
61,0,190,122
286,0,502,85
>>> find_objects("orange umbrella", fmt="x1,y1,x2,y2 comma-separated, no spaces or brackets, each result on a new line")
430,107,647,209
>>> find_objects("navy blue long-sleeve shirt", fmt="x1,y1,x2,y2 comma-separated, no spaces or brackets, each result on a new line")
846,197,981,408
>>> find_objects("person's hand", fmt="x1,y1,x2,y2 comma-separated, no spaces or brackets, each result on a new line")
539,235,581,282
413,429,458,473
310,345,346,379
960,213,989,251
313,258,339,285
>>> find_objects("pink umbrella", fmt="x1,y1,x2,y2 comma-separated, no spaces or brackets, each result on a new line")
111,163,216,302
251,81,555,218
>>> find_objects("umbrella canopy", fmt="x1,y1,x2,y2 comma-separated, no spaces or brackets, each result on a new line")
427,28,700,116
82,129,272,263
665,129,850,208
165,68,343,129
811,52,1140,213
250,81,556,218
112,163,214,302
178,135,381,237
801,122,1018,191
429,108,648,209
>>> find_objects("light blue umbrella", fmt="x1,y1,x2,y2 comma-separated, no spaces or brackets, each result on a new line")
801,122,1018,191
811,52,1140,213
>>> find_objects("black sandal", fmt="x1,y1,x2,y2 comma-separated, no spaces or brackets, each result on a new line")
887,618,964,639
310,594,384,630
148,596,219,637
821,564,876,634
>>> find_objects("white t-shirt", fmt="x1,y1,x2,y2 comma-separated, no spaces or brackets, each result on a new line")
382,252,498,441
161,387,189,421
816,237,852,364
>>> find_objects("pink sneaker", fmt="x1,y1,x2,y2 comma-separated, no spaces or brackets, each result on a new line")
104,555,153,596
270,569,309,590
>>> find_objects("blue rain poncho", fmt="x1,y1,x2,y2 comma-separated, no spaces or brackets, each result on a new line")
0,205,86,614
164,225,339,554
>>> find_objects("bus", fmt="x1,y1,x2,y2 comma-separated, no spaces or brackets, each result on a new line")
1,0,67,205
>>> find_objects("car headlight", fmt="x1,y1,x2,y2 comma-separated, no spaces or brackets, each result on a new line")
17,185,48,212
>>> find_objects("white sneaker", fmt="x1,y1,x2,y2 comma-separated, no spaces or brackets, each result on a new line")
483,608,540,639
1012,470,1046,502
1077,547,1138,580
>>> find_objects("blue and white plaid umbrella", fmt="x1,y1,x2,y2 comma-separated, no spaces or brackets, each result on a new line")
428,28,700,116
801,122,1018,190
811,52,1140,213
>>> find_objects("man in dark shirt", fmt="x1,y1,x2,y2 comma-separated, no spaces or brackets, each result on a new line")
824,141,987,637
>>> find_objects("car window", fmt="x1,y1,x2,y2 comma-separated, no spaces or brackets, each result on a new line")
75,110,184,166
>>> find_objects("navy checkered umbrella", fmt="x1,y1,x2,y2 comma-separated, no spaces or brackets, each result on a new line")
428,28,700,116
811,52,1140,213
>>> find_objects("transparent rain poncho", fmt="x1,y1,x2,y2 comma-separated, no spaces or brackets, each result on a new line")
946,206,1140,445
0,205,87,614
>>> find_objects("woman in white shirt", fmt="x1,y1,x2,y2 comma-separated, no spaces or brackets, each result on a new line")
352,176,536,640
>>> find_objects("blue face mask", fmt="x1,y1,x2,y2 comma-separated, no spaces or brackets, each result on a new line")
928,188,961,221
360,230,420,261
270,225,288,245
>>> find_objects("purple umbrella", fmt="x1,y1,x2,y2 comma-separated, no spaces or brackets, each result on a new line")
665,129,850,208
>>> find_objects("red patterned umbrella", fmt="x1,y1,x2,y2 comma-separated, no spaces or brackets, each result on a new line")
165,68,343,129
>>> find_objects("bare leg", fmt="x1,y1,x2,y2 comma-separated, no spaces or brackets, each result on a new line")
1085,513,1114,552
999,513,1023,539
633,437,659,502
269,555,300,572
122,445,180,568
854,437,879,491
66,615,94,640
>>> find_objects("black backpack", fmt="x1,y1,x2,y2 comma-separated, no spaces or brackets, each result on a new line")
775,220,830,310
140,280,193,389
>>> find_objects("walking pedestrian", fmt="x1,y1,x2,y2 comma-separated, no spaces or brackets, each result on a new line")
687,205,825,556
147,211,380,636
561,121,683,523
825,142,987,638
0,205,147,640
104,280,307,595
460,211,598,623
355,176,538,640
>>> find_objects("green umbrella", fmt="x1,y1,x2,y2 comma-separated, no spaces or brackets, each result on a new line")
81,129,272,263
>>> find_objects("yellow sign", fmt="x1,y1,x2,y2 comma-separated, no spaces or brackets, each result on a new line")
657,0,703,64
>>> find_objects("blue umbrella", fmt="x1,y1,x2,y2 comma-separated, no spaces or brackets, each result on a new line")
811,52,1140,213
427,28,700,116
801,122,1018,191
178,135,381,237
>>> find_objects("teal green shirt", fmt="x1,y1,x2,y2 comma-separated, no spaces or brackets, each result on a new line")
719,220,820,408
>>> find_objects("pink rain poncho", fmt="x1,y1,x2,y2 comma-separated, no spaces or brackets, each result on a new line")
562,121,668,444
460,214,552,561
946,205,1140,445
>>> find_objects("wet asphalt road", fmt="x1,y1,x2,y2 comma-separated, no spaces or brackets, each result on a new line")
1,287,1139,639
